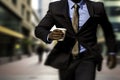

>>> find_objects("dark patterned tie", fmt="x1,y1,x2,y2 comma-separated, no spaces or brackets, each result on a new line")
72,4,79,57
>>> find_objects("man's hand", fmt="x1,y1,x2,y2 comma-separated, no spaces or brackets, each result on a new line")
96,60,102,71
48,29,64,41
106,54,117,69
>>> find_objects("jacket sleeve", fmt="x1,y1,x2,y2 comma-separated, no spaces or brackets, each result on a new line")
98,2,118,53
35,3,55,43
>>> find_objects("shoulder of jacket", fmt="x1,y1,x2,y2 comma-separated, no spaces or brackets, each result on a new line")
89,1,104,6
89,1,105,14
87,1,104,9
48,0,63,9
49,1,62,5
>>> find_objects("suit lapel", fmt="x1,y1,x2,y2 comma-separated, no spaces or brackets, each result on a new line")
77,0,94,33
85,0,94,18
61,0,75,34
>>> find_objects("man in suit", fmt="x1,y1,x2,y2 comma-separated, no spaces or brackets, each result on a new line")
35,0,117,80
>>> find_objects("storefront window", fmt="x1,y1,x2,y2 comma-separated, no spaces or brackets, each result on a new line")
0,6,21,57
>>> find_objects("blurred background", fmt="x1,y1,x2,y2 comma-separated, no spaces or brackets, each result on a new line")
0,0,120,80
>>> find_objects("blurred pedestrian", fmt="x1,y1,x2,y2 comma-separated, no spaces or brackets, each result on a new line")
36,42,50,63
35,0,118,80
36,44,45,63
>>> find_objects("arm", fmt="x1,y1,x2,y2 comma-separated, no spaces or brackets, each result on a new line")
99,3,117,69
99,3,117,53
35,2,64,43
100,4,117,53
35,3,55,43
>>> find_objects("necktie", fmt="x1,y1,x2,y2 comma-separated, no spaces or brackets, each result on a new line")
72,4,79,57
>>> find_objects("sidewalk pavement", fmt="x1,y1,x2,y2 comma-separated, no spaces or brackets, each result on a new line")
0,53,120,80
0,53,32,65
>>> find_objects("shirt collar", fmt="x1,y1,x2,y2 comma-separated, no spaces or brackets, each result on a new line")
68,0,85,9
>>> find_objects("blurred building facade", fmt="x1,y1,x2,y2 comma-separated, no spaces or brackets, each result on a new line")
0,0,39,58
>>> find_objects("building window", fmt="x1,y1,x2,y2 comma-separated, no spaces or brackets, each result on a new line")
106,7,120,16
27,11,30,21
112,22,120,32
12,0,17,5
27,0,31,5
21,4,25,16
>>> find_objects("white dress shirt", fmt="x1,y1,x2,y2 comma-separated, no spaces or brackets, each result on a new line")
68,0,90,53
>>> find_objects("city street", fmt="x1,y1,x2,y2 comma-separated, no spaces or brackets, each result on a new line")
0,53,120,80
0,0,120,80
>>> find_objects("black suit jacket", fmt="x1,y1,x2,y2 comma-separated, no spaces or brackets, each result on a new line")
35,0,117,69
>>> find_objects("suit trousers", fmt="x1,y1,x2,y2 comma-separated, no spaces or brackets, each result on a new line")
59,51,96,80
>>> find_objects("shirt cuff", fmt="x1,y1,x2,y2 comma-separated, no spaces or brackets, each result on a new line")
109,52,116,55
47,34,52,43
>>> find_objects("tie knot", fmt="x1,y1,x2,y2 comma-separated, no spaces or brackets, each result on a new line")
74,4,79,9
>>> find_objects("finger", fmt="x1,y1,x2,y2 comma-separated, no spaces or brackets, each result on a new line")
52,34,64,38
53,29,64,34
52,32,64,36
52,34,64,40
